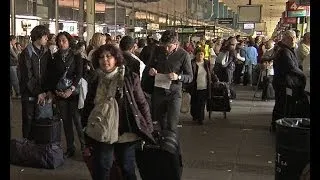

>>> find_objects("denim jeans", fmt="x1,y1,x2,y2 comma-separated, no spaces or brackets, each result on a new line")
10,66,20,95
152,87,182,133
246,64,258,85
92,141,137,180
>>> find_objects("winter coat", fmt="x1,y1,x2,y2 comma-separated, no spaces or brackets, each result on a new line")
273,41,306,92
18,43,52,98
185,59,218,99
82,66,155,144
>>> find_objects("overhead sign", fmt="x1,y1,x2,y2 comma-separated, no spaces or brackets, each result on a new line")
177,28,196,33
218,18,233,24
147,23,159,30
297,6,310,16
294,0,310,6
283,17,297,24
243,23,255,29
287,10,307,17
286,1,298,11
256,31,263,36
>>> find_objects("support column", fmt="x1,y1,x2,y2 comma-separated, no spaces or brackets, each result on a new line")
234,13,238,29
219,2,224,18
224,5,228,19
114,0,117,37
55,0,59,35
213,0,219,19
78,0,84,40
10,0,15,35
228,10,233,18
132,0,135,27
33,0,37,16
86,0,95,44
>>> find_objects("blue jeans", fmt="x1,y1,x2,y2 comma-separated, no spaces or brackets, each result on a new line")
92,141,137,180
246,64,257,85
10,66,20,95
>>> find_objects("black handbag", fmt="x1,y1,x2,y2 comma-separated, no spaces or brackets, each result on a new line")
56,56,80,94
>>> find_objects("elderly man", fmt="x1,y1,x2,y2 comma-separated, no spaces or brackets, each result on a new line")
271,30,306,131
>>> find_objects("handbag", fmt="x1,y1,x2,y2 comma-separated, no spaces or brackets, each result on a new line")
56,55,80,94
35,102,54,120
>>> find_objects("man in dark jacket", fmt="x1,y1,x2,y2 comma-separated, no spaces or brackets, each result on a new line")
139,33,161,65
120,35,145,78
148,30,193,133
271,30,306,131
18,25,52,139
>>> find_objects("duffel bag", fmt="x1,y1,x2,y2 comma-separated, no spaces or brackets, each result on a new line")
10,138,64,169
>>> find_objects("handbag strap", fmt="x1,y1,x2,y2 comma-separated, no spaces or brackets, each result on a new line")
61,53,75,78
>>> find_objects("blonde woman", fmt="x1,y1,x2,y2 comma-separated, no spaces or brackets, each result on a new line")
87,33,106,61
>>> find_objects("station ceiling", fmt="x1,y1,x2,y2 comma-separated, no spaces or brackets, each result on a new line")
222,0,287,37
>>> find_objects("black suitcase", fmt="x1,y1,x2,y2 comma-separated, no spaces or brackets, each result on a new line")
10,138,64,169
30,118,62,144
207,82,231,112
135,130,183,180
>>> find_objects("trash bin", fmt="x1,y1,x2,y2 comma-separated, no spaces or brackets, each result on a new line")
275,118,310,180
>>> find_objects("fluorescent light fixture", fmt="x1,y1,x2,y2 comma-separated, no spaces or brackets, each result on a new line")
15,15,42,20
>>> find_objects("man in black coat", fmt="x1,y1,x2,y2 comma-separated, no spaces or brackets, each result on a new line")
18,25,52,139
120,35,145,78
271,30,306,131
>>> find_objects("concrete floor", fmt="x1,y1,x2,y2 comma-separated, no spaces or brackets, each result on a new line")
10,85,276,180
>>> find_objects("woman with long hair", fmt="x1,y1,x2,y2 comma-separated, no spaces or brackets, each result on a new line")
47,31,85,158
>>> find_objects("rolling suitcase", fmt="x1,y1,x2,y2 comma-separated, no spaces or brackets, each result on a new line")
29,118,62,144
207,82,231,119
135,130,183,180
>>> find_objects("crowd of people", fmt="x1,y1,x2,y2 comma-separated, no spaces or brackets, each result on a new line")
10,24,310,179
